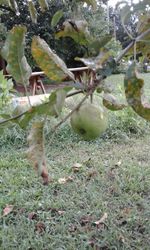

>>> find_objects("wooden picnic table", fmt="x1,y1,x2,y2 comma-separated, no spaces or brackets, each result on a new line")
4,66,92,95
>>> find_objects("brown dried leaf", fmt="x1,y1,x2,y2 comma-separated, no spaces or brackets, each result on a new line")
28,212,38,220
35,222,46,234
58,210,65,215
72,163,82,172
80,215,93,226
87,169,98,180
58,176,73,184
3,205,14,216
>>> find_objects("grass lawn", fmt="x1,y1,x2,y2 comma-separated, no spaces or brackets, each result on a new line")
0,74,150,250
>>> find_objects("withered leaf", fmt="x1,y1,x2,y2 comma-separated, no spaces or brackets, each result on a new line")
35,222,46,234
3,205,14,216
94,213,108,225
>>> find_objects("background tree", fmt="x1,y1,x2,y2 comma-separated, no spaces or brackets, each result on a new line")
0,0,111,68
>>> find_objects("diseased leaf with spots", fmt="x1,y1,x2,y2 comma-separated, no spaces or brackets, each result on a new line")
135,14,150,54
27,121,49,185
31,36,75,82
1,25,32,85
103,93,127,111
124,62,150,120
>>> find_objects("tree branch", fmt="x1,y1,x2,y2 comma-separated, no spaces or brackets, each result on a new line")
116,28,150,63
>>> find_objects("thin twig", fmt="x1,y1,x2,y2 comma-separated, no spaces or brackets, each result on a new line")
0,109,30,125
66,90,84,98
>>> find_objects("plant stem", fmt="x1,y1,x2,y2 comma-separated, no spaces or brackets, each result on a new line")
66,90,84,98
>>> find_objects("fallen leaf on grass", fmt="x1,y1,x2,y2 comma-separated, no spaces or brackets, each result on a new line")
3,205,14,216
87,169,98,180
94,213,108,225
58,210,65,215
72,163,82,172
68,224,77,233
28,212,38,220
115,160,122,167
121,207,132,216
58,176,73,184
35,222,46,234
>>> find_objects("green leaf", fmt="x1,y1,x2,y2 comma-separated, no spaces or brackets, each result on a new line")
9,0,19,15
1,25,32,85
55,20,91,46
38,0,49,12
27,121,49,185
103,93,127,111
124,63,150,121
51,10,63,28
28,1,37,24
31,36,75,82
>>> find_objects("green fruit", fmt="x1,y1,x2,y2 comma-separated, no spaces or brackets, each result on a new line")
70,103,108,140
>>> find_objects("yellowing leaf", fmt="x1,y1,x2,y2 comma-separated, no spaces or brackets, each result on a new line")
31,36,75,82
27,121,49,185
